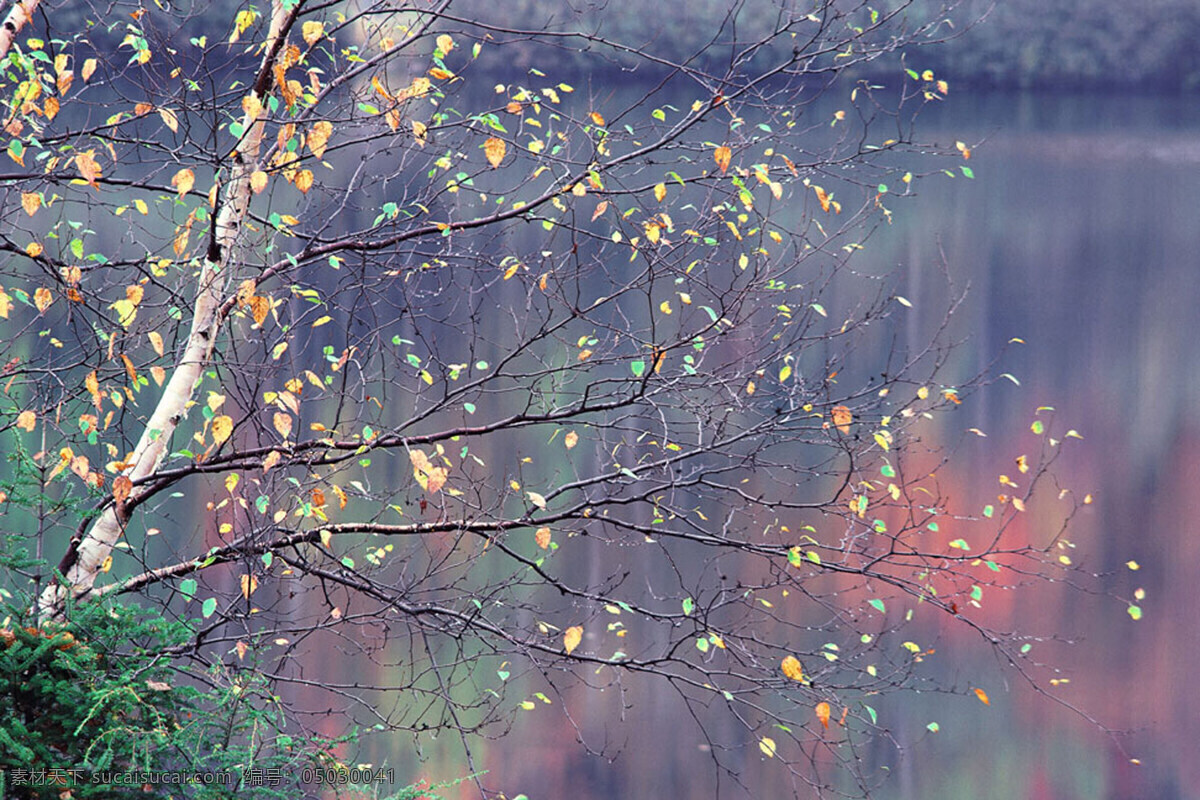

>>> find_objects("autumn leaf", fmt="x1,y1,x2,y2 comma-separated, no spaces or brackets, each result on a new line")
563,625,583,655
294,169,313,193
16,410,36,432
831,405,852,434
973,687,990,705
759,737,776,758
307,120,332,158
75,150,102,187
781,655,804,682
21,192,40,216
535,527,552,549
527,491,547,509
484,136,506,168
814,185,832,212
158,107,179,133
816,701,831,729
81,58,97,82
172,168,194,199
714,145,731,174
211,415,233,445
653,182,667,202
436,33,454,54
564,430,579,449
589,111,606,127
250,170,269,194
33,287,52,313
240,574,259,599
273,412,293,440
302,20,325,46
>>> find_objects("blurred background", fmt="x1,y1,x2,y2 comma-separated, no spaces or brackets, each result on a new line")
371,2,1199,798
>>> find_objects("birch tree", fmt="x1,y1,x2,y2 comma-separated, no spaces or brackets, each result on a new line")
0,0,1121,796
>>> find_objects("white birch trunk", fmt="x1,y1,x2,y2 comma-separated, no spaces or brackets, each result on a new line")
38,0,298,617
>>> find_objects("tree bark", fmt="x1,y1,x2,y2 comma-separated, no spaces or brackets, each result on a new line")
38,0,300,618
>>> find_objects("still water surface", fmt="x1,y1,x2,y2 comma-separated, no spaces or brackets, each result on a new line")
411,91,1200,800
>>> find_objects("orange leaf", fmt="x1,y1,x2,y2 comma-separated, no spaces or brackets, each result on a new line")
563,625,583,655
240,574,259,599
294,169,313,193
33,287,52,313
172,168,195,199
113,475,133,504
564,430,579,449
974,687,990,705
273,412,293,440
535,527,552,549
484,136,506,168
589,111,605,126
15,410,36,432
781,655,804,682
831,405,852,434
75,150,102,187
307,120,332,159
816,701,831,729
714,145,731,174
21,192,40,216
81,58,97,82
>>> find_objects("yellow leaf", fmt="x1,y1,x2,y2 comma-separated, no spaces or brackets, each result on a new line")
21,192,40,216
659,300,672,315
412,120,427,146
527,491,547,509
429,67,454,80
779,364,792,382
240,574,258,599
312,316,332,327
158,107,178,132
82,58,97,82
563,625,583,655
171,168,194,199
484,136,506,168
759,737,776,758
148,331,164,357
33,287,52,313
973,687,990,705
653,182,666,202
262,450,281,473
714,145,731,174
814,185,832,212
816,701,831,729
26,242,43,257
436,33,454,53
225,473,239,493
302,20,325,46
211,415,233,444
564,430,579,449
273,412,293,440
781,655,804,682
16,410,36,432
535,527,551,549
1011,497,1026,512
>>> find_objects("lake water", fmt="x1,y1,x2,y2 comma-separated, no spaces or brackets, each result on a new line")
404,90,1200,800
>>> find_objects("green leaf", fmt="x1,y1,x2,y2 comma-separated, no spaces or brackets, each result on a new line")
682,597,695,615
630,360,646,378
696,636,710,653
201,597,217,618
1030,420,1045,435
868,598,886,614
961,166,975,179
926,722,940,733
180,578,197,600
864,704,877,725
1127,604,1142,620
